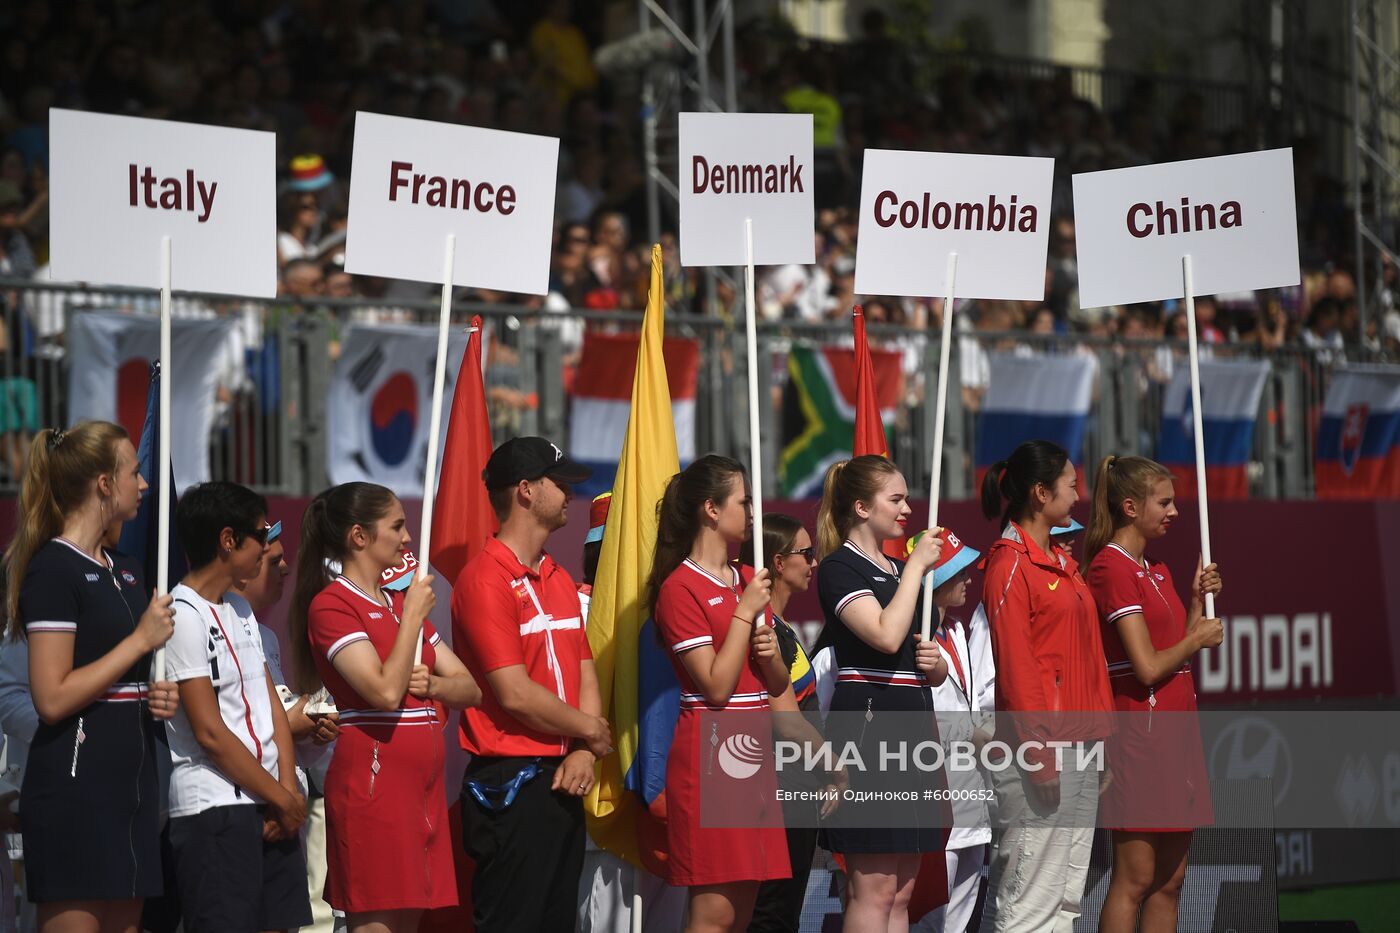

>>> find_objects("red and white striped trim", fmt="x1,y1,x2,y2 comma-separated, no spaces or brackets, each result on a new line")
836,667,924,687
101,681,150,702
682,558,740,590
54,536,112,569
26,620,77,634
428,630,442,647
326,631,370,661
680,690,769,711
835,589,875,615
339,707,440,727
1106,605,1144,623
1107,660,1190,677
671,635,714,653
843,541,898,576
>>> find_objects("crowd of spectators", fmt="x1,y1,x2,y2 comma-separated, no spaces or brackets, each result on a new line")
0,0,1397,450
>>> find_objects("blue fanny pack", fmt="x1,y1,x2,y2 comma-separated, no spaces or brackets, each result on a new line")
465,759,543,812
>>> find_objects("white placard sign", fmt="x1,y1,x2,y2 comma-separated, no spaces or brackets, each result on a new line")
854,150,1054,300
49,108,276,297
678,112,814,267
345,112,559,295
1072,148,1300,308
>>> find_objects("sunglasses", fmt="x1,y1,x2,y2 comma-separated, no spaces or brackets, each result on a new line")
780,547,817,563
240,522,276,547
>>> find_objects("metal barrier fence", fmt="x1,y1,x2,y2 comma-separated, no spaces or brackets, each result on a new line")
0,279,1375,500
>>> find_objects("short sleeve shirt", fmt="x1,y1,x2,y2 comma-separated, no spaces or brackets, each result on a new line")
452,538,592,757
308,576,442,727
164,584,280,816
1087,543,1188,680
815,541,925,675
20,538,149,685
654,560,770,710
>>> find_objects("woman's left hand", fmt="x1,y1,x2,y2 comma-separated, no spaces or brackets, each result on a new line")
751,622,779,665
147,680,180,720
913,634,943,675
1193,557,1223,603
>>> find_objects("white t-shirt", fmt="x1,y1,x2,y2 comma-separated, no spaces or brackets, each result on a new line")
165,583,280,817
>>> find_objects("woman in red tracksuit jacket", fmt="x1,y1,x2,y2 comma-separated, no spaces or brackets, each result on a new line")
979,440,1115,933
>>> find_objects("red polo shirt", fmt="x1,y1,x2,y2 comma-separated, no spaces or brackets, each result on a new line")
452,537,593,757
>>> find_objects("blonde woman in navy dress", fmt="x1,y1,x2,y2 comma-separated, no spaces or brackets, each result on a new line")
4,422,178,933
813,455,949,932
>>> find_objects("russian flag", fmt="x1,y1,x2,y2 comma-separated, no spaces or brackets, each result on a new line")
975,353,1095,483
1157,359,1269,499
1316,365,1400,498
568,331,699,498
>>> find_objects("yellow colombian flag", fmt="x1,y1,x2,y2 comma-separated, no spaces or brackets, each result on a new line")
584,244,679,869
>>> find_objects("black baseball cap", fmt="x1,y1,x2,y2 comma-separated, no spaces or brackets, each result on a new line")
482,436,592,489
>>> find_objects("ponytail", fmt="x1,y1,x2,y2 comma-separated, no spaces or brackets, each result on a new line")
979,440,1070,529
5,422,127,638
815,460,848,559
1083,454,1174,568
288,482,398,692
815,454,901,558
979,460,1009,524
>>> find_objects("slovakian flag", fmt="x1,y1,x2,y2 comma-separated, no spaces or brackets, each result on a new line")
1316,364,1400,498
1158,359,1269,499
780,338,903,498
429,316,499,586
118,361,187,599
568,331,699,499
584,245,679,874
975,353,1094,486
850,305,906,560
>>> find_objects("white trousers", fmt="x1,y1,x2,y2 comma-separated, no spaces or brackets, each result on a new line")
982,754,1099,933
577,839,687,933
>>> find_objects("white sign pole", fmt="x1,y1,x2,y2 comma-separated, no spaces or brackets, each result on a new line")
415,233,456,657
743,218,766,624
153,235,173,683
631,869,642,933
1180,253,1216,619
920,252,958,642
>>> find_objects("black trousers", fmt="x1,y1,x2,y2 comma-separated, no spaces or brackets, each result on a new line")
460,756,584,933
749,822,819,933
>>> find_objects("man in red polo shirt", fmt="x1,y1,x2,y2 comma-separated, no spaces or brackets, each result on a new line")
453,436,612,933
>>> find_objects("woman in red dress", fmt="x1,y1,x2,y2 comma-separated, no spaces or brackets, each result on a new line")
1083,455,1223,933
288,483,481,933
647,455,794,932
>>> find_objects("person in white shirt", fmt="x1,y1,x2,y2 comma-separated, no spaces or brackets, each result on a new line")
165,482,310,932
911,529,991,933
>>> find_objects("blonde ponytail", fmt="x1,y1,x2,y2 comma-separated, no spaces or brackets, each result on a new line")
5,422,127,638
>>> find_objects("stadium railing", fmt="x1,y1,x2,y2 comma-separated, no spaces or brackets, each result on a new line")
0,279,1379,500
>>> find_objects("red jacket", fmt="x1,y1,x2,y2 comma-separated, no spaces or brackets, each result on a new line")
982,523,1115,783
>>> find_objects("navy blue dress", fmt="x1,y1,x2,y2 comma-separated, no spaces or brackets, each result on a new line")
19,538,163,902
816,541,949,854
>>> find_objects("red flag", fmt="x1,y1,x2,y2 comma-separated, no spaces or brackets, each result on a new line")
851,306,905,560
429,316,498,586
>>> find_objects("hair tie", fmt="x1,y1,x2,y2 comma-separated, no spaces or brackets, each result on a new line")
48,430,66,450
1108,455,1118,469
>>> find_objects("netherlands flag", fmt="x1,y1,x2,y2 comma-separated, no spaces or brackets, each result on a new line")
1316,365,1400,498
975,353,1095,482
1158,359,1269,499
568,331,700,497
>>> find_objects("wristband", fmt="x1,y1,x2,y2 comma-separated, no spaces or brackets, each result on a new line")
731,614,755,626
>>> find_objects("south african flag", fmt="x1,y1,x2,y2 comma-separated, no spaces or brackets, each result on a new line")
779,342,903,496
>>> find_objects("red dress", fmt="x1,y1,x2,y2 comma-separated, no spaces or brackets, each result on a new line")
308,576,457,911
1087,543,1213,832
654,559,790,887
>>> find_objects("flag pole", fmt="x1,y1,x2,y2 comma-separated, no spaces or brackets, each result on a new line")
1181,253,1216,618
920,252,957,642
153,236,173,683
743,217,766,624
416,233,456,656
631,867,643,933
